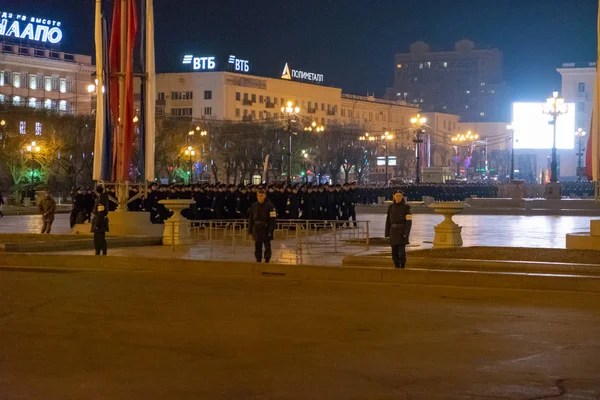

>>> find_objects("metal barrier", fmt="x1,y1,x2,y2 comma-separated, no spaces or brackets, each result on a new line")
177,219,371,254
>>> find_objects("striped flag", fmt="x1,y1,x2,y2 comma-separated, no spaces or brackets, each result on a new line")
144,0,156,182
93,0,113,181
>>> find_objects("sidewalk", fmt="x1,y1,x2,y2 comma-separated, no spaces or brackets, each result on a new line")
1,204,71,216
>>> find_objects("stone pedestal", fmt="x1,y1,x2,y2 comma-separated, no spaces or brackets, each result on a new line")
505,179,525,200
73,211,163,237
566,220,600,250
544,182,562,200
429,202,468,248
159,199,195,246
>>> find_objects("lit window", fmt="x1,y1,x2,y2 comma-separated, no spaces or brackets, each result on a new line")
396,64,402,69
419,63,423,69
466,90,470,94
29,74,37,90
35,122,42,135
465,105,469,109
60,78,67,93
204,107,212,115
13,72,21,88
578,82,585,93
45,77,52,91
44,99,52,109
426,62,431,68
19,121,26,134
13,95,21,105
480,112,485,117
28,98,37,108
59,100,67,111
491,90,495,94
443,62,448,68
480,82,486,86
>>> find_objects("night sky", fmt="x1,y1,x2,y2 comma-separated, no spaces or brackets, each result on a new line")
2,0,598,102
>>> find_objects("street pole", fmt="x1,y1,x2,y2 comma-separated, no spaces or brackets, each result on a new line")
288,117,292,184
31,152,35,185
384,143,388,186
414,129,423,184
455,148,460,178
189,153,193,184
510,135,515,181
550,114,558,183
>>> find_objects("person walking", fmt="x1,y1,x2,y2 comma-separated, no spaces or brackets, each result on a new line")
38,192,56,234
248,189,276,263
91,186,109,255
385,190,413,268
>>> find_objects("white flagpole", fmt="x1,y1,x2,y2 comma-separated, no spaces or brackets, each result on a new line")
145,0,156,182
93,0,105,181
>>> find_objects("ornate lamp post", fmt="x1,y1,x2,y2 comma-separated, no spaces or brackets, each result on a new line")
380,131,394,185
281,101,300,183
184,146,196,184
543,91,568,183
575,128,587,182
410,114,427,183
26,141,41,185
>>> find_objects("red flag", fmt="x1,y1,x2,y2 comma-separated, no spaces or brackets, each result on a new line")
120,0,138,181
108,0,121,181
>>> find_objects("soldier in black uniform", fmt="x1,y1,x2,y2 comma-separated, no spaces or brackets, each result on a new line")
91,186,110,256
248,189,277,263
384,190,413,268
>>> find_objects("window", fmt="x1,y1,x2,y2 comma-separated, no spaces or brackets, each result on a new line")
1,71,11,86
45,76,52,91
29,74,37,90
341,109,346,117
0,94,4,103
204,107,212,115
243,109,248,117
19,121,26,134
480,112,485,117
44,99,52,110
243,93,249,101
274,97,278,104
52,77,59,91
578,83,586,93
157,92,165,100
171,91,193,100
13,95,21,106
66,78,73,92
59,100,67,111
204,90,212,100
426,62,431,68
266,112,271,119
259,111,264,119
35,122,42,136
280,98,284,105
577,102,585,112
419,63,423,69
251,94,256,102
170,108,193,116
443,121,447,129
235,108,241,117
13,72,21,88
321,103,325,111
29,98,37,108
236,92,241,101
259,95,263,103
443,62,448,68
397,64,402,69
251,110,256,118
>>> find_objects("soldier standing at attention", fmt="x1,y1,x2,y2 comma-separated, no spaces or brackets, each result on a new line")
248,189,277,263
385,190,413,268
91,186,110,255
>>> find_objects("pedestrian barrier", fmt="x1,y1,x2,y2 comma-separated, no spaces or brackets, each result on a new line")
180,219,371,254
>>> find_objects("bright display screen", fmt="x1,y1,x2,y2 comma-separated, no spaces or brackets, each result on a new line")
512,103,575,150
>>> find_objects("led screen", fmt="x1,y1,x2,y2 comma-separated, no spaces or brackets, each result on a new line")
512,103,575,150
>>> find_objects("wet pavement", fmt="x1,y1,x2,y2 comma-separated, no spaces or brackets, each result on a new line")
2,213,594,249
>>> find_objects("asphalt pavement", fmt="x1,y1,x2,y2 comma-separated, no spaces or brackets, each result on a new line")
1,268,599,399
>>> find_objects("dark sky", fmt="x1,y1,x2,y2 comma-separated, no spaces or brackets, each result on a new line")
2,0,598,101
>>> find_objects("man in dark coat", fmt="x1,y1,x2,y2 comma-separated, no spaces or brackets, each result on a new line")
384,190,413,269
248,189,277,263
285,186,300,219
91,186,110,255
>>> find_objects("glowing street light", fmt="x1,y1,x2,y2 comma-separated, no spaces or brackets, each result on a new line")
26,141,41,185
281,101,300,183
410,114,427,183
184,146,196,183
543,91,568,183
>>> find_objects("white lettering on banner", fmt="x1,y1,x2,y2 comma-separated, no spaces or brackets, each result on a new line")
0,10,63,44
35,25,48,42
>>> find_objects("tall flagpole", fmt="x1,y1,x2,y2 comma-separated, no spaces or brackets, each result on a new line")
145,0,156,182
93,0,105,181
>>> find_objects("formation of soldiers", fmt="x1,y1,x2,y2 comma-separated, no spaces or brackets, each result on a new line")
139,182,360,224
71,182,502,225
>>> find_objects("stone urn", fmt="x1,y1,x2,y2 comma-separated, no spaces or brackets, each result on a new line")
159,199,195,245
428,202,469,248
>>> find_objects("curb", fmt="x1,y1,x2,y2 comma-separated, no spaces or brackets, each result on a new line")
343,254,600,276
1,237,162,253
0,253,600,293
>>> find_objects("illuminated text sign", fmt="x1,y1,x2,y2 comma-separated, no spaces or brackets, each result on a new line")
0,11,63,44
228,55,250,72
281,63,323,83
182,55,216,70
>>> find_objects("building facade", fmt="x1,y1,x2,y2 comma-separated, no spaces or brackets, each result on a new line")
388,40,507,122
0,43,95,115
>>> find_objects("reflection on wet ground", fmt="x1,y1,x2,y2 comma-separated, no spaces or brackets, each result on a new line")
0,213,594,249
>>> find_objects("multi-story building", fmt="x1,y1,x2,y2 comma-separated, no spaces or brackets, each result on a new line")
0,43,95,114
388,40,507,122
557,62,595,135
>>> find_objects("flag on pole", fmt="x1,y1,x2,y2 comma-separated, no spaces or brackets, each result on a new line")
588,0,600,184
93,0,113,181
144,0,156,182
121,0,138,181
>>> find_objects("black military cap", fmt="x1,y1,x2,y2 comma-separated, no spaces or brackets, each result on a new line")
394,189,404,195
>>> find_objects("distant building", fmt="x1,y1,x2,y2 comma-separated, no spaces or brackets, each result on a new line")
0,42,95,115
557,62,595,134
388,40,507,122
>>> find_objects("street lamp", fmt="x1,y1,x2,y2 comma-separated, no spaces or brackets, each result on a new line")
450,131,478,179
575,128,587,181
281,101,300,183
380,131,394,185
410,114,427,183
304,121,325,132
543,91,568,183
26,141,41,185
507,124,515,181
184,145,196,184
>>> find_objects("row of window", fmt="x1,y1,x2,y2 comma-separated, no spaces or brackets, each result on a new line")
161,90,213,101
170,107,213,117
14,121,44,135
0,94,69,111
234,92,338,113
0,71,73,93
